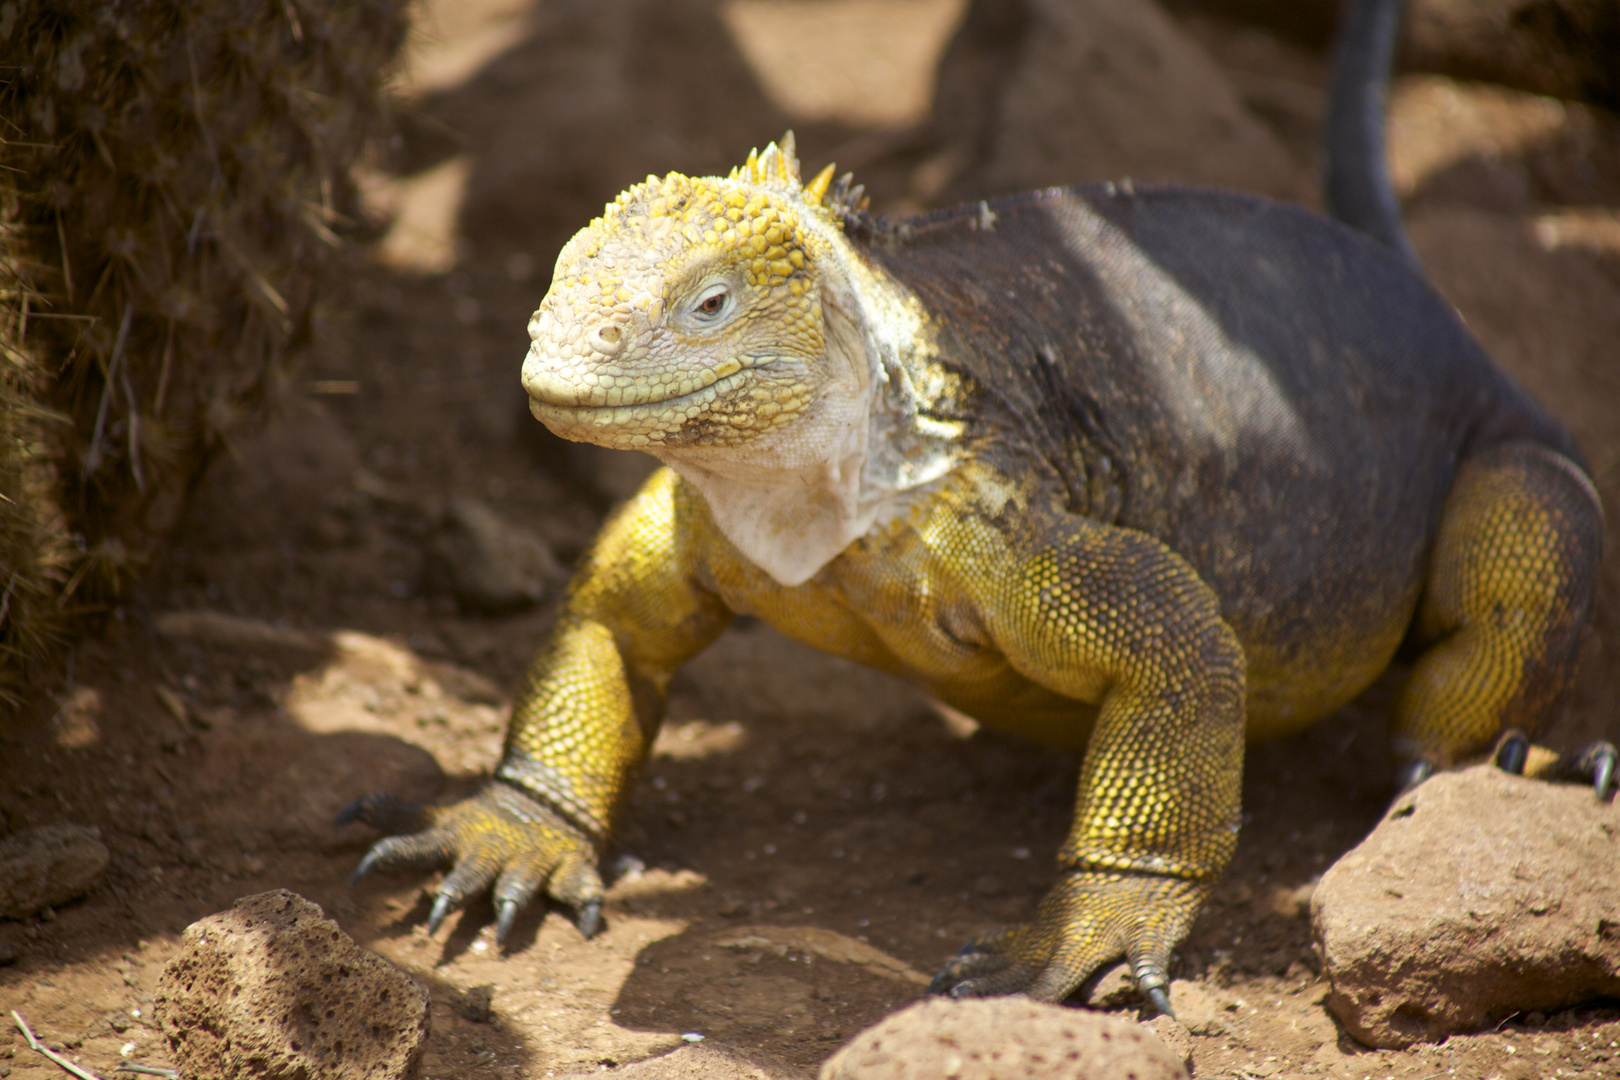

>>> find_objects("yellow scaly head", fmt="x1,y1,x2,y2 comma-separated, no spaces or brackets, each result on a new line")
520,134,855,459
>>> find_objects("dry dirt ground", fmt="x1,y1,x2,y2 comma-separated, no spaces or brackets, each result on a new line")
5,1,1620,1078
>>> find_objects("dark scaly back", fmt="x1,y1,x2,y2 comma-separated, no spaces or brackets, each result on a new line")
824,0,1575,651
850,185,1574,665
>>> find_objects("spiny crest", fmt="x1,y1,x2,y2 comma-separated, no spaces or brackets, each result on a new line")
558,132,871,284
583,132,867,237
729,132,802,188
727,132,868,216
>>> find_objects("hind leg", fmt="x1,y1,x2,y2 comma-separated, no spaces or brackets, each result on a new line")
1393,441,1611,794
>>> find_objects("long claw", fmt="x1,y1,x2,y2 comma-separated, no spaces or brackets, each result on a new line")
927,953,968,995
1146,985,1175,1019
350,849,384,887
350,831,452,886
1577,742,1620,801
1494,729,1529,775
426,891,457,935
576,899,602,940
495,899,521,947
1396,756,1434,794
491,855,548,948
1594,748,1615,802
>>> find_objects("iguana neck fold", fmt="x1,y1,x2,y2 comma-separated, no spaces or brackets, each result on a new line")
656,229,965,586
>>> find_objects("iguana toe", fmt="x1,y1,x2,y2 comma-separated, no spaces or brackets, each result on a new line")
428,854,503,932
426,891,459,935
575,899,603,940
349,830,455,886
495,898,522,946
1145,984,1175,1020
491,855,548,945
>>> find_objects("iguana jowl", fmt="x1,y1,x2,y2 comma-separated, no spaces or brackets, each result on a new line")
344,1,1611,1011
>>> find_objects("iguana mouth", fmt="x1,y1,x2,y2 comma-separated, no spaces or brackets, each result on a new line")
526,365,754,430
521,355,757,412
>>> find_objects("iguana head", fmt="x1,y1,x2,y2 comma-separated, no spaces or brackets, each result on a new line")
522,134,866,471
521,135,960,585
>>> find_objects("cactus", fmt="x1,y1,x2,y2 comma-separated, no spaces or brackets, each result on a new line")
0,0,408,709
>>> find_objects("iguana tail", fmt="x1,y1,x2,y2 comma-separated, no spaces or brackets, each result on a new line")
1324,0,1419,266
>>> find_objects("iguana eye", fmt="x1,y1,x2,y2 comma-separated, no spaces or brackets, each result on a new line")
691,284,731,322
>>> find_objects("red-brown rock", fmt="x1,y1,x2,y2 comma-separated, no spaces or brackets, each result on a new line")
1311,766,1620,1048
819,996,1189,1079
155,890,430,1079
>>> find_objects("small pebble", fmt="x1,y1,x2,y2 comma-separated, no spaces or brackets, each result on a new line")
459,985,495,1024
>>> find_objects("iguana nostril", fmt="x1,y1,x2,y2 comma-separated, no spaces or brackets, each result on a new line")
590,324,624,354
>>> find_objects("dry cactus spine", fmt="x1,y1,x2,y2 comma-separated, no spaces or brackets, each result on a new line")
0,0,407,709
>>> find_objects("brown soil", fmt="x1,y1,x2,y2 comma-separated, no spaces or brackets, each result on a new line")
4,3,1620,1079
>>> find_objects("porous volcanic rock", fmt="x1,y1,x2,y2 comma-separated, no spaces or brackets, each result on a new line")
818,996,1189,1079
154,889,430,1079
0,823,108,918
1311,765,1620,1048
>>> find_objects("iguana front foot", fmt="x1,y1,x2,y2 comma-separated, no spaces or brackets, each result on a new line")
340,783,605,945
928,871,1206,1013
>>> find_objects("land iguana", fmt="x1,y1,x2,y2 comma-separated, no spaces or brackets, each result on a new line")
342,0,1614,1014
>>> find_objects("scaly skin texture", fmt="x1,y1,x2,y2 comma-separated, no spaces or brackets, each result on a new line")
525,174,825,449
347,138,1605,1008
